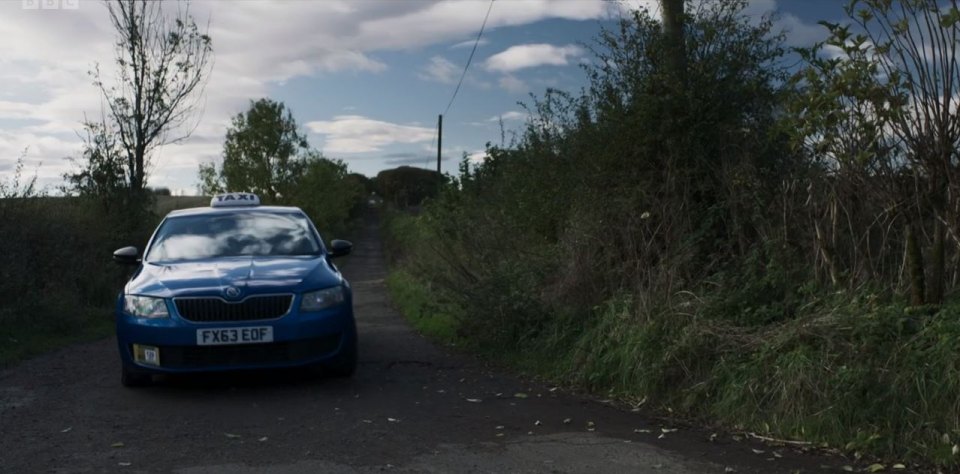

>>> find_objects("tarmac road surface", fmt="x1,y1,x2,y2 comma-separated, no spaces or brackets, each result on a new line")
0,215,846,473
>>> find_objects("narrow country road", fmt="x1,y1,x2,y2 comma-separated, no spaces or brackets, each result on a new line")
0,215,845,473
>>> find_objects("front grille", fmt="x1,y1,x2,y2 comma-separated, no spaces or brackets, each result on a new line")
174,295,293,322
156,335,341,369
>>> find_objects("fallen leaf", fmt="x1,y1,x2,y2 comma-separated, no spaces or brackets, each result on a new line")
842,466,854,472
752,449,765,455
549,387,558,392
495,433,504,437
586,421,595,428
514,393,528,399
661,428,677,433
224,433,241,439
652,463,663,469
534,420,542,426
61,427,72,433
892,464,906,470
118,462,131,467
496,425,504,430
709,433,717,442
773,452,783,458
866,464,885,473
387,418,400,423
658,433,665,439
111,442,124,448
634,428,651,434
466,398,482,403
563,418,572,424
724,467,736,473
527,431,533,435
258,437,268,442
362,420,373,424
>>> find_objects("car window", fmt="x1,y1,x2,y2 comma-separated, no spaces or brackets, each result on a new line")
146,211,321,262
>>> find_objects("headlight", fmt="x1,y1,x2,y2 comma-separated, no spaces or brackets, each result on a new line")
124,295,169,319
300,286,345,312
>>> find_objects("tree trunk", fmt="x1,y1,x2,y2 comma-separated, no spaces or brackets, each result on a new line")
930,218,945,305
906,223,926,306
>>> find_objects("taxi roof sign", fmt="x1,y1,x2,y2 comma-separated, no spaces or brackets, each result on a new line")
210,192,261,207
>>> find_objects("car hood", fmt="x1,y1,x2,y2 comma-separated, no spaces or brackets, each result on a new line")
125,256,342,298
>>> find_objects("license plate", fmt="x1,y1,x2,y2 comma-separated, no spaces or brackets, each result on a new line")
196,326,273,346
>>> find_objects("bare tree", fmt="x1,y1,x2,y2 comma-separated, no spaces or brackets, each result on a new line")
93,0,212,194
848,0,960,304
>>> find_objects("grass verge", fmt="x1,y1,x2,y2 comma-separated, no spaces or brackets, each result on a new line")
0,309,114,367
386,269,459,343
382,209,960,470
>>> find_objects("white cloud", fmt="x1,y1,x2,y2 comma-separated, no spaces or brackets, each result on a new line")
358,1,606,51
450,38,489,49
466,149,489,163
419,56,460,84
486,43,585,73
488,111,527,122
305,115,435,154
0,0,610,191
498,75,528,93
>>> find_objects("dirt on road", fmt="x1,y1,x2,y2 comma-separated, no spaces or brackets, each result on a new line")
0,217,849,473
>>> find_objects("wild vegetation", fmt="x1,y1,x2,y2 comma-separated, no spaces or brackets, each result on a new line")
0,157,206,365
198,98,367,235
385,0,960,467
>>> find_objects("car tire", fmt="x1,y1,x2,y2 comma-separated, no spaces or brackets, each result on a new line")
121,365,152,387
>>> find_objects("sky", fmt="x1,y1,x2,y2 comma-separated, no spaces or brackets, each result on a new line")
0,0,848,195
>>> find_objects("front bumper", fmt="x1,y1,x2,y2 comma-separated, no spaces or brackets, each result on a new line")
115,301,356,374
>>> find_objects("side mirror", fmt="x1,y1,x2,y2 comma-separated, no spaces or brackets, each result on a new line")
328,239,352,258
113,246,141,265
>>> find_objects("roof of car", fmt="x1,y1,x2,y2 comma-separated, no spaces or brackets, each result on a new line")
165,205,305,218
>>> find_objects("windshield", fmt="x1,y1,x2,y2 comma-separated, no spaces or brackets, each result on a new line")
146,211,322,262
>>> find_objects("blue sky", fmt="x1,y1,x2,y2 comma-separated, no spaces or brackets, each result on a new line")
0,0,848,194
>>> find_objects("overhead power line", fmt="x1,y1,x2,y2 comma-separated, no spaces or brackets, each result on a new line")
442,0,494,117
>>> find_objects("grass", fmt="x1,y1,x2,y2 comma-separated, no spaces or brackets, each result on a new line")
0,309,114,367
386,269,459,343
382,210,960,469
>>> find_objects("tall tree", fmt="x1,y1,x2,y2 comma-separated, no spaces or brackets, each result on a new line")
94,0,213,195
207,98,309,200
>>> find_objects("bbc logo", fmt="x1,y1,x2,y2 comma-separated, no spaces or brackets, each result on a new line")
22,0,80,9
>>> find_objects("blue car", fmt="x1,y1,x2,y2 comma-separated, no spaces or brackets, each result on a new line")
112,192,357,387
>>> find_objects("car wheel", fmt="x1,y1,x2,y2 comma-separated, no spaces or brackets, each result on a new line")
121,365,152,387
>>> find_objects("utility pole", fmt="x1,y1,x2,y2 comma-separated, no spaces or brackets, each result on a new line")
437,114,443,174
